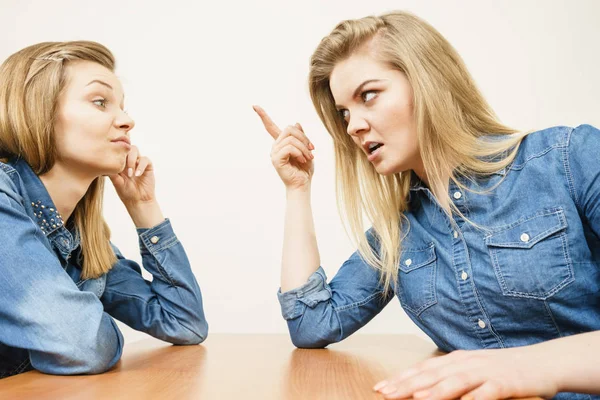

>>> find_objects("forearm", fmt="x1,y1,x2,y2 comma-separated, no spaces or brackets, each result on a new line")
281,187,320,292
125,199,165,229
104,221,208,345
533,330,600,394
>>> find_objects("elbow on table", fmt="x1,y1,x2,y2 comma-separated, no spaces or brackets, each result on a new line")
170,319,209,345
78,349,121,374
287,316,339,349
289,330,334,349
34,342,122,376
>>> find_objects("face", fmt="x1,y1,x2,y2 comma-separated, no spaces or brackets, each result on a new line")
329,48,422,177
53,60,134,177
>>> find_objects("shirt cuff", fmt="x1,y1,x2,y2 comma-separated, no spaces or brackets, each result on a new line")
277,267,332,320
137,218,178,255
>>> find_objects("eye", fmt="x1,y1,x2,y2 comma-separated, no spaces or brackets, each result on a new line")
92,98,107,108
338,109,349,122
361,90,377,103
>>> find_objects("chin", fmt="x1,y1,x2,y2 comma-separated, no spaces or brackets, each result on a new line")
99,161,126,176
374,163,399,176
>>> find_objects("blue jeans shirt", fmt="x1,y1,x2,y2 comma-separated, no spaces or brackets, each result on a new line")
277,124,600,400
0,159,208,378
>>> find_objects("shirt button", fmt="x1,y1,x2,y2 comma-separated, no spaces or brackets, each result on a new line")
453,231,458,239
150,236,160,244
520,233,530,242
404,259,412,266
478,319,486,329
461,271,468,280
453,191,462,200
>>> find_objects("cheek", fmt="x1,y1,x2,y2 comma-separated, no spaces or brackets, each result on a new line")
373,100,413,140
385,94,413,125
54,118,114,162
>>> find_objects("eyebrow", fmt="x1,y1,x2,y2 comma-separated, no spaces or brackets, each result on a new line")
85,79,125,104
335,79,385,109
86,79,113,90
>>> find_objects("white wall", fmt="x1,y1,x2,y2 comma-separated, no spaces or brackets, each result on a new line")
1,0,599,344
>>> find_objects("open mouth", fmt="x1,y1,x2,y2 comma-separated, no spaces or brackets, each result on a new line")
368,142,383,154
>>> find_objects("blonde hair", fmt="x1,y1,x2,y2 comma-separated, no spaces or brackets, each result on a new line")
309,11,529,293
0,41,117,279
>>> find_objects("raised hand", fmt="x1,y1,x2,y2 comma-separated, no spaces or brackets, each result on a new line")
253,105,315,191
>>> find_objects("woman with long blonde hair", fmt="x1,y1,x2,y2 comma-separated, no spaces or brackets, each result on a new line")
0,41,207,378
255,11,600,399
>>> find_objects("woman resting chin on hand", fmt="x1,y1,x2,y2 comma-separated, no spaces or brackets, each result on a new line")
0,41,208,379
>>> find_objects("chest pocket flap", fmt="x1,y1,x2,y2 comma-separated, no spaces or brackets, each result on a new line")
485,209,567,249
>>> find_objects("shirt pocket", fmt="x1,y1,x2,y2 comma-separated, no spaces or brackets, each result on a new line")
398,243,438,316
484,208,574,300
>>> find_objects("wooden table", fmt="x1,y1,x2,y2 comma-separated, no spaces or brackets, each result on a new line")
0,334,542,399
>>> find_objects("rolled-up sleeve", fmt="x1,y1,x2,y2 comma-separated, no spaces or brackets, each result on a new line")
276,231,394,349
277,267,332,320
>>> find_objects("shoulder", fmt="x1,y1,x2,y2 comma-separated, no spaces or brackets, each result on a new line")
565,124,600,150
515,125,569,158
510,125,599,169
0,160,21,199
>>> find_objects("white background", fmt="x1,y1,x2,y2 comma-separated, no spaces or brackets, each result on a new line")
1,0,599,345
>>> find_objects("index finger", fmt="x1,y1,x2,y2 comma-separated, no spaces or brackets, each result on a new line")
253,105,281,140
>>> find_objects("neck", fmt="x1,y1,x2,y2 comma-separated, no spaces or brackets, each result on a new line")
412,161,452,215
39,162,96,222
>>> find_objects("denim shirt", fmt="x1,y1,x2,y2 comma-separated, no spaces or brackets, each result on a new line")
278,124,600,400
0,158,208,379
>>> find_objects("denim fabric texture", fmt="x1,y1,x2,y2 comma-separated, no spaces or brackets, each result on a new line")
278,125,600,400
0,158,208,378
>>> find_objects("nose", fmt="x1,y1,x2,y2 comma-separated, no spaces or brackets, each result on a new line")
346,112,369,137
116,109,135,132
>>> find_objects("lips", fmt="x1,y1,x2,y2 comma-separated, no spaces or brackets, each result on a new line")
368,142,383,153
111,136,131,145
362,141,384,161
367,144,383,162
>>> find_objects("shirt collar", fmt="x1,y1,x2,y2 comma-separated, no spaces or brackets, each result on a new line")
409,170,428,192
10,158,66,236
406,163,506,204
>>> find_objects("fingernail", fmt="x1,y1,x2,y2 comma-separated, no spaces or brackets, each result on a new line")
380,385,397,395
128,168,133,177
309,143,315,150
135,170,142,177
373,381,387,391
